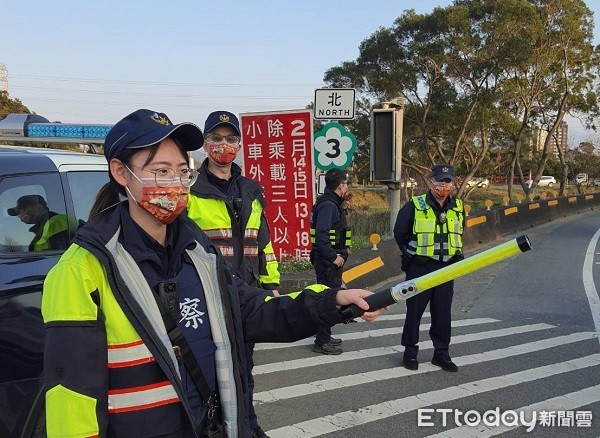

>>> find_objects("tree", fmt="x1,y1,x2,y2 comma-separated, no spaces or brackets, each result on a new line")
504,0,598,195
322,0,599,200
0,90,30,117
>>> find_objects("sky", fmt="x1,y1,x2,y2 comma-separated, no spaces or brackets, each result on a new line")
2,0,599,146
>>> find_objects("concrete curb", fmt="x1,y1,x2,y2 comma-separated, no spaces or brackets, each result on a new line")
279,192,600,293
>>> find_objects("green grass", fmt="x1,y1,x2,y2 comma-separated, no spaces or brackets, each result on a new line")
278,235,374,273
351,234,372,252
278,257,313,273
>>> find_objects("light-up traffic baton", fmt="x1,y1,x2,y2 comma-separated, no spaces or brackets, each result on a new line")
339,234,532,322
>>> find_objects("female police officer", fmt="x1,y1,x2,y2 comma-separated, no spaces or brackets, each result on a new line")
42,109,380,438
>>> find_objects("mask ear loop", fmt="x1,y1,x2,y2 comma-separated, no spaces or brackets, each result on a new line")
122,163,142,204
124,185,139,204
123,163,145,184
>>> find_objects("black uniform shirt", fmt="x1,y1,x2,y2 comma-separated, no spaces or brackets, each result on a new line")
119,205,195,280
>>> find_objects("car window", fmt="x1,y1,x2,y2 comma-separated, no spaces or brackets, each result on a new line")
66,171,109,222
0,170,108,254
0,173,69,253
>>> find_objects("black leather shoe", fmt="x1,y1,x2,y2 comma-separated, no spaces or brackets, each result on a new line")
329,337,342,346
313,341,343,355
431,355,458,372
403,357,419,370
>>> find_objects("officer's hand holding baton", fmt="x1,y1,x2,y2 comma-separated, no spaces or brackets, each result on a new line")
334,289,385,323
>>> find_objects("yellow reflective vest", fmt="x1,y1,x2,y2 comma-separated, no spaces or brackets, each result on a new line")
29,213,70,251
187,162,280,289
41,204,336,437
407,194,464,262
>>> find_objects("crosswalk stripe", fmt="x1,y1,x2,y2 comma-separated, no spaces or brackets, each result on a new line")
267,352,600,437
423,383,600,437
254,331,593,404
583,227,600,346
254,313,432,351
253,323,553,375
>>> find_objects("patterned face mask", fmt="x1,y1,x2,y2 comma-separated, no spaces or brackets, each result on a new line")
125,166,188,225
432,181,452,198
208,144,239,165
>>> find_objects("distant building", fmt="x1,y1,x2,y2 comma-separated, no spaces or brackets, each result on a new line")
531,121,568,158
0,63,7,93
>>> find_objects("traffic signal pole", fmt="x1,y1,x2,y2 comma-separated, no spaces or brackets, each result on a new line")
372,100,404,235
384,102,403,234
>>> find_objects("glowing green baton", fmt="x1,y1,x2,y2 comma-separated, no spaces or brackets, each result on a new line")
339,235,531,321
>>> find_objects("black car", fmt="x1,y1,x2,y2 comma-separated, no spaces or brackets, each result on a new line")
0,145,108,437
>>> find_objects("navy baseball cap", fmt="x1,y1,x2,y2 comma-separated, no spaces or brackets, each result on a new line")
431,164,455,181
203,111,240,136
104,109,204,161
8,195,47,216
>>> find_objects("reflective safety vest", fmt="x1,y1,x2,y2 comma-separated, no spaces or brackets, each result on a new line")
43,245,185,437
309,190,352,254
187,193,279,288
309,227,352,249
31,213,70,251
407,194,464,262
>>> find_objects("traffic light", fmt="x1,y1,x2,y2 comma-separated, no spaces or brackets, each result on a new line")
370,108,403,182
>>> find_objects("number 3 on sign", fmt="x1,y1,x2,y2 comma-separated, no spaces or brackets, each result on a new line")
325,138,341,159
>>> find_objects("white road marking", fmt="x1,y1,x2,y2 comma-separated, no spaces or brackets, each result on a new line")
254,318,504,374
424,384,600,437
254,331,592,404
254,313,431,351
267,352,600,437
583,227,600,345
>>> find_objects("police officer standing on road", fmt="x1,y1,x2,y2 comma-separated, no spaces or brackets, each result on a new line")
310,168,352,355
394,164,465,372
42,108,381,438
187,111,279,438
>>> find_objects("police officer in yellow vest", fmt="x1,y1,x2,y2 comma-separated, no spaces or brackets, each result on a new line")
393,164,464,373
187,111,279,438
8,194,70,251
42,108,382,438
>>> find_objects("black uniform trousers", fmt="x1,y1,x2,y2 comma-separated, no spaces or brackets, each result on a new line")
245,342,258,429
401,259,454,359
313,254,344,346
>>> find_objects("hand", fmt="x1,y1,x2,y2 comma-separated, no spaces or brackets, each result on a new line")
335,289,383,323
333,254,345,267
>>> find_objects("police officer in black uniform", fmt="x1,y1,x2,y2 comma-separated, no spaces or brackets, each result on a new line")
393,164,465,372
310,168,352,355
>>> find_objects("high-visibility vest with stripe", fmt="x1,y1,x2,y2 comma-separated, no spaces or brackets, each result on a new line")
309,193,352,250
43,246,182,437
407,194,464,262
187,195,279,287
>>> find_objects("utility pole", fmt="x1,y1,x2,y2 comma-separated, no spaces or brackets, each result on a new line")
0,63,8,93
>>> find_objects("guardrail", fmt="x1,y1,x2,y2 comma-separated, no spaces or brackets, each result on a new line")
280,191,600,293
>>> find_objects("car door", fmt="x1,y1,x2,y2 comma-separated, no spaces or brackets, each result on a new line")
0,160,108,438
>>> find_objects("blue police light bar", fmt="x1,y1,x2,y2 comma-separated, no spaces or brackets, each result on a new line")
0,113,112,144
27,123,112,139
